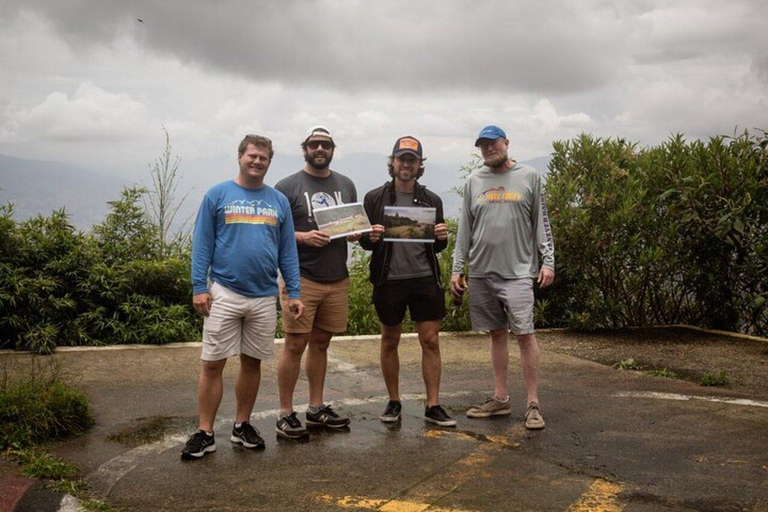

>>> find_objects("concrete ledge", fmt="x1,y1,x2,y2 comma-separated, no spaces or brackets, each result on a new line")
0,325,764,355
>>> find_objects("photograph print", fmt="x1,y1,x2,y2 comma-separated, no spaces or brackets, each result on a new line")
383,206,436,243
313,202,372,240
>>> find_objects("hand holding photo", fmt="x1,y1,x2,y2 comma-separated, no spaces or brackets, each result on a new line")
383,206,436,243
312,202,372,240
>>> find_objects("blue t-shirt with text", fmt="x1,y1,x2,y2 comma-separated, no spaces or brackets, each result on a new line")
191,180,301,299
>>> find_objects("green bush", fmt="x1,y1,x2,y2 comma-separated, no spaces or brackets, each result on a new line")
0,359,93,449
545,130,767,335
0,187,200,353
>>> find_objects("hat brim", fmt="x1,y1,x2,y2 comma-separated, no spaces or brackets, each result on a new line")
475,136,503,147
393,149,422,158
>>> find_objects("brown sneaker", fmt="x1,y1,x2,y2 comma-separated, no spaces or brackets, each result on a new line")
525,402,546,430
466,396,512,418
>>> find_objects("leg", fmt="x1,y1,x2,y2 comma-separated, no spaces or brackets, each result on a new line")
490,328,509,400
306,327,333,407
277,333,309,412
235,354,261,423
380,323,402,401
516,333,540,405
198,359,227,432
417,320,441,407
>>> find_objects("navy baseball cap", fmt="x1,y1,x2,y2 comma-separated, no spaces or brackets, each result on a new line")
392,136,423,159
474,125,507,147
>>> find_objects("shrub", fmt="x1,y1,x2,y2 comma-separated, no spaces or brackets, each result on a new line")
545,130,768,335
0,358,93,449
700,369,728,387
0,187,200,353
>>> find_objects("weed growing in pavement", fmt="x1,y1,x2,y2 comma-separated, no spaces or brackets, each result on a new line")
0,358,94,449
8,448,78,479
613,358,642,371
7,447,117,511
643,368,679,379
700,369,728,386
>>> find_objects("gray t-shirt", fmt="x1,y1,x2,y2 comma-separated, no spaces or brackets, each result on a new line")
275,170,357,282
387,191,433,280
452,162,554,278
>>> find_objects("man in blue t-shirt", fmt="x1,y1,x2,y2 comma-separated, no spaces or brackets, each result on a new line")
182,134,304,460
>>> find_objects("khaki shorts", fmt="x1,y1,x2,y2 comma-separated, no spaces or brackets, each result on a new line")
280,276,349,334
468,276,535,335
201,282,277,361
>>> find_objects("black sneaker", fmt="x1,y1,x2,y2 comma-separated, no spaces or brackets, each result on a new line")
231,422,265,449
425,405,457,427
276,412,308,439
181,430,216,460
380,400,402,423
306,405,350,428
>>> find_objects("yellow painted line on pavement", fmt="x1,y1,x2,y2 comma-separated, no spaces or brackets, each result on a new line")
425,429,521,448
425,430,477,442
314,431,497,510
566,478,624,512
316,493,386,509
316,493,473,511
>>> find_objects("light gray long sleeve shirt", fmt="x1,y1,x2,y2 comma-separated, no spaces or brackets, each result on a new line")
452,162,554,278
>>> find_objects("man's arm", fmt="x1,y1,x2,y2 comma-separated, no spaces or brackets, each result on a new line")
532,173,555,287
359,189,383,250
433,192,448,253
191,195,216,315
277,196,302,300
451,180,473,274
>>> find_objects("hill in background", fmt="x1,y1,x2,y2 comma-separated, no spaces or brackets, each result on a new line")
0,152,550,231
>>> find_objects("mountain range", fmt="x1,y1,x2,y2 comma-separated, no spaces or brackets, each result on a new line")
0,153,551,231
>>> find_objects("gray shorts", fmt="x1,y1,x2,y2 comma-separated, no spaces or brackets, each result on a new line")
201,282,277,361
468,276,535,335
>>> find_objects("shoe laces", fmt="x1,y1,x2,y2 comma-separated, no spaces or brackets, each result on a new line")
386,400,401,412
282,412,302,428
238,422,260,436
320,405,340,418
189,430,211,444
428,405,449,417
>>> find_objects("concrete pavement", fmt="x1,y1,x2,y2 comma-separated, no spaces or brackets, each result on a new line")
2,333,767,511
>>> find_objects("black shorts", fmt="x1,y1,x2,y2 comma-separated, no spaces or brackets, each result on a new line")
372,276,446,326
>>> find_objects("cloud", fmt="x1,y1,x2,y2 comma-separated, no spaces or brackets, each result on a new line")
0,82,149,143
530,99,592,135
3,0,625,94
0,0,766,178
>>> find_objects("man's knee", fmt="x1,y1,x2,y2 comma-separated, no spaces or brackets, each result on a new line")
240,353,262,371
516,333,537,347
201,359,226,376
381,335,400,353
490,328,509,344
310,328,333,351
283,333,309,357
419,333,440,353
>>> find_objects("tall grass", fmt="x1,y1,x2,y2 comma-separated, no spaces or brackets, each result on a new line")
0,358,93,448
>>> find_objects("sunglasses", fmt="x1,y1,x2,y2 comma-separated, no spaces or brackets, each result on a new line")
307,140,335,150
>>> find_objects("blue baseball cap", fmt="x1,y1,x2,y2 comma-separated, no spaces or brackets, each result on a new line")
474,125,507,147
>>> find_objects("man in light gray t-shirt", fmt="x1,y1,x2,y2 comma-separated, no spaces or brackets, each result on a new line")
451,125,555,430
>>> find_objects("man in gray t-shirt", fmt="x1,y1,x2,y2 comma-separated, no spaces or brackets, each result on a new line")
274,126,359,439
451,125,555,430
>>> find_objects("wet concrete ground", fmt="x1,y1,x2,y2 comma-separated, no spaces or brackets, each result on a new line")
4,332,768,511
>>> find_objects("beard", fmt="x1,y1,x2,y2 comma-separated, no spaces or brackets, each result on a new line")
483,152,508,169
304,150,333,170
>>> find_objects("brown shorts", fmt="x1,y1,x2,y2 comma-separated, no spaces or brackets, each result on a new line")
280,276,349,334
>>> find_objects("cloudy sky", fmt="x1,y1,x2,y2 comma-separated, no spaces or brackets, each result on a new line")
1,0,766,177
